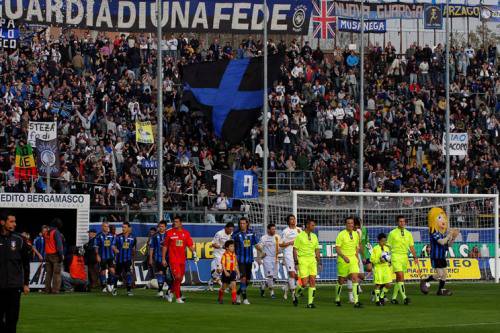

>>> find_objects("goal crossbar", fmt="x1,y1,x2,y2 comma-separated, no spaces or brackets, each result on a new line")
291,191,499,283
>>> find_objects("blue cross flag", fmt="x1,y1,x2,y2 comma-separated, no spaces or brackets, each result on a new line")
182,55,282,144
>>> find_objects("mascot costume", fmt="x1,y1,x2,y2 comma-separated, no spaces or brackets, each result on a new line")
420,207,459,296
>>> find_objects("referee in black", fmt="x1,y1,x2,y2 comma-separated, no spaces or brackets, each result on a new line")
1,211,31,333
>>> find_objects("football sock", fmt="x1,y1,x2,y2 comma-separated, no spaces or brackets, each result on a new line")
240,282,247,300
296,284,303,294
346,279,353,290
231,290,237,302
126,273,133,291
352,283,359,303
335,284,342,302
107,275,115,287
308,287,316,304
438,280,445,291
398,282,407,299
392,283,400,300
100,275,106,286
173,280,181,299
156,274,164,292
374,289,381,302
266,277,273,289
381,287,389,299
288,277,296,290
218,288,224,301
426,275,435,283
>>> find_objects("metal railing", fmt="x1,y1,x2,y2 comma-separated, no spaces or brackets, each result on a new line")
261,170,315,193
90,207,248,224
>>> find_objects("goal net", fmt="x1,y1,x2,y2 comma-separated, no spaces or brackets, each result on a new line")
245,191,499,283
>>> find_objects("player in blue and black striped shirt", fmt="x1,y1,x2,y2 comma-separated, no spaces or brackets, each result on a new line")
112,222,137,296
233,217,258,304
95,222,116,293
149,220,171,298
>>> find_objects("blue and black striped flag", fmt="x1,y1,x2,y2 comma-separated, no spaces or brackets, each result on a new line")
182,55,282,144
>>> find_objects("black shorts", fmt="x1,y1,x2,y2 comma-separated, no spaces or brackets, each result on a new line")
431,258,447,269
221,271,237,284
99,259,115,271
154,262,173,283
116,261,132,275
154,262,167,274
238,262,253,280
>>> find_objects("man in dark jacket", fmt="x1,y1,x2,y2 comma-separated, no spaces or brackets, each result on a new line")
83,229,98,289
0,211,30,333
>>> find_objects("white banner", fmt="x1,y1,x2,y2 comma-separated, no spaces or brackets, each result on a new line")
28,122,57,147
29,262,46,288
0,193,90,246
442,133,468,156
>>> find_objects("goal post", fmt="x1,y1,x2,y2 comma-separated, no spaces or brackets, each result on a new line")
245,191,499,283
292,191,499,284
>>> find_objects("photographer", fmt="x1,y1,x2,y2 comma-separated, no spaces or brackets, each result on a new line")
62,247,89,292
0,211,30,333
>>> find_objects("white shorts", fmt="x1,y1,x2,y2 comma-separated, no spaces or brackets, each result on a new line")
211,255,222,272
263,258,279,278
283,251,296,273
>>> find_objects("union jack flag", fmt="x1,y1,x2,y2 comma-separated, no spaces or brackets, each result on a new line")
312,0,336,39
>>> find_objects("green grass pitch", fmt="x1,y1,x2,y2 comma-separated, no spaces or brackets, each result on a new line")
19,283,500,333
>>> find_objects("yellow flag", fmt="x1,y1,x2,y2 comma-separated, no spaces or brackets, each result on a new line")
136,121,154,144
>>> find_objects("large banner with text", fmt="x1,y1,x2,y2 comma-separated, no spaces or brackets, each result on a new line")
1,0,311,34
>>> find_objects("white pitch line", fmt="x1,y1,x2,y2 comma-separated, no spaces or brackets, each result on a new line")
339,321,500,333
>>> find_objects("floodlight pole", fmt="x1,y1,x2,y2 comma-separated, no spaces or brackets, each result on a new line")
157,0,164,222
445,0,450,195
263,0,269,230
358,0,365,218
46,167,50,194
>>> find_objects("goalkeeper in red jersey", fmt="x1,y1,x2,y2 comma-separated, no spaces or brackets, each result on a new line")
162,216,198,304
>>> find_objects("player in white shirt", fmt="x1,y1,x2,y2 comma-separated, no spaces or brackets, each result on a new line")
256,223,283,299
280,215,302,300
209,222,234,290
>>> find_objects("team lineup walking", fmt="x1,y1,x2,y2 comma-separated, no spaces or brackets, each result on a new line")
0,0,498,329
86,212,461,308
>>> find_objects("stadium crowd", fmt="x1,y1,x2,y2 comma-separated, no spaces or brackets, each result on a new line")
0,31,498,214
